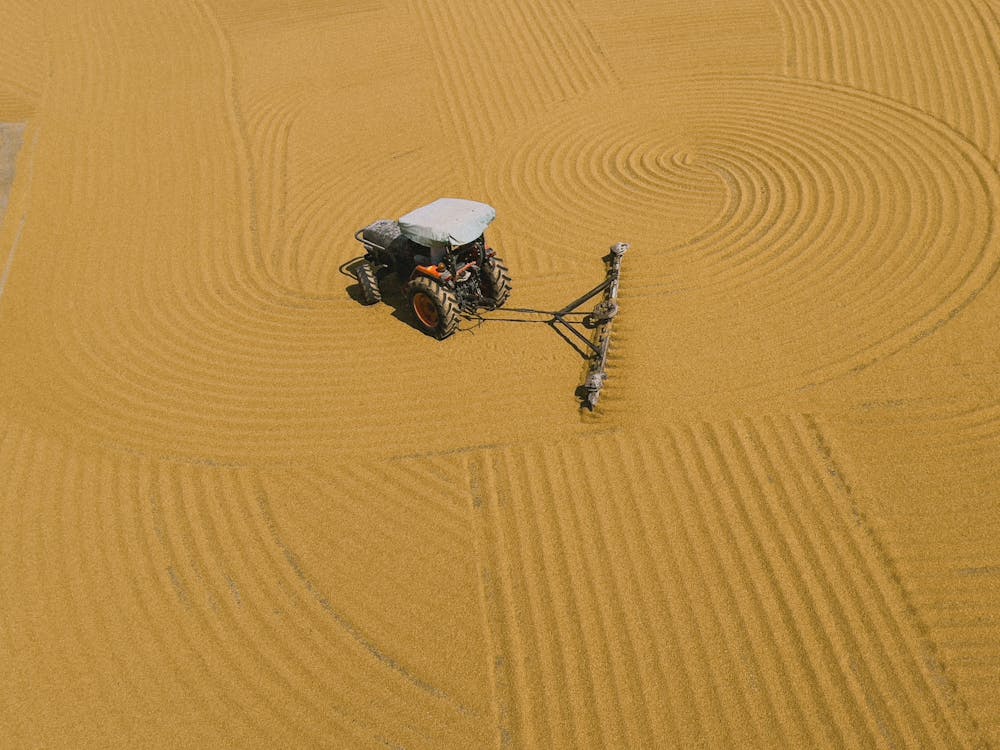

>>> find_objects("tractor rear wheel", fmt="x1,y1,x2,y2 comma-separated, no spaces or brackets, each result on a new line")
408,276,460,339
355,261,382,305
481,255,512,308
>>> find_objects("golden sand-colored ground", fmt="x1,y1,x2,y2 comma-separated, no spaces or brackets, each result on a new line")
1,0,998,747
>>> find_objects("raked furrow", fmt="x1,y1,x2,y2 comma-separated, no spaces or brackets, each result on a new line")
466,418,983,747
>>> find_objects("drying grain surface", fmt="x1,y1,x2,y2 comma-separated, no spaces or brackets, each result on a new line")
1,0,998,747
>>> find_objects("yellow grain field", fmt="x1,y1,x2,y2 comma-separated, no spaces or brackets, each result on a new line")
1,0,998,747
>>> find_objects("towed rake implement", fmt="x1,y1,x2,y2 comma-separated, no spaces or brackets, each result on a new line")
484,242,629,410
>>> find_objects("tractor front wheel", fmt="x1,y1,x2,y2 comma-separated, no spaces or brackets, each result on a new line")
481,255,512,308
408,276,460,339
355,261,382,305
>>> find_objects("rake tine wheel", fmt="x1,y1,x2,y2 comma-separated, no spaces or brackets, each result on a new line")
582,242,629,410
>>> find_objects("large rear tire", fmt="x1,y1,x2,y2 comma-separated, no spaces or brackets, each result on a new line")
481,255,512,308
408,276,460,339
355,261,382,305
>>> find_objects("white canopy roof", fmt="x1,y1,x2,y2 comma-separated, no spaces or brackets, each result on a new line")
398,198,496,247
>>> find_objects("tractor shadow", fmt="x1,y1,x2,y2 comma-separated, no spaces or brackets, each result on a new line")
340,257,428,336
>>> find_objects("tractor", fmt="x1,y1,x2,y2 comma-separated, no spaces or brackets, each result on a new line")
353,198,511,338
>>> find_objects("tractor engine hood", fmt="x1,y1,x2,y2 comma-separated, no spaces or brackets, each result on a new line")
398,198,496,247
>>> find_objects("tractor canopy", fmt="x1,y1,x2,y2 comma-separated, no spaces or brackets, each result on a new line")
398,198,496,247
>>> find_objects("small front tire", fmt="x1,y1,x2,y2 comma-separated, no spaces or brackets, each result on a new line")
408,276,460,339
355,261,382,305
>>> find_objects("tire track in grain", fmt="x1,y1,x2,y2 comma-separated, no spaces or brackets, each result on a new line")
789,414,985,745
818,403,1000,745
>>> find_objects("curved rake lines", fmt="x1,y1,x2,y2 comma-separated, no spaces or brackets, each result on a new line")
1,429,193,746
507,74,996,397
243,83,306,294
789,82,998,384
249,469,490,747
484,103,725,273
14,0,604,461
191,0,308,303
114,454,400,746
166,465,361,745
29,6,306,442
284,144,453,295
264,462,493,717
49,442,130,745
41,442,485,746
13,3,472,724
956,0,1000,162
671,97,946,369
194,0,375,305
839,395,1000,455
226,466,453,746
77,449,199,747
216,468,429,747
126,459,319,745
238,62,467,297
24,2,363,457
103,453,232,746
690,130,829,286
238,80,437,300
